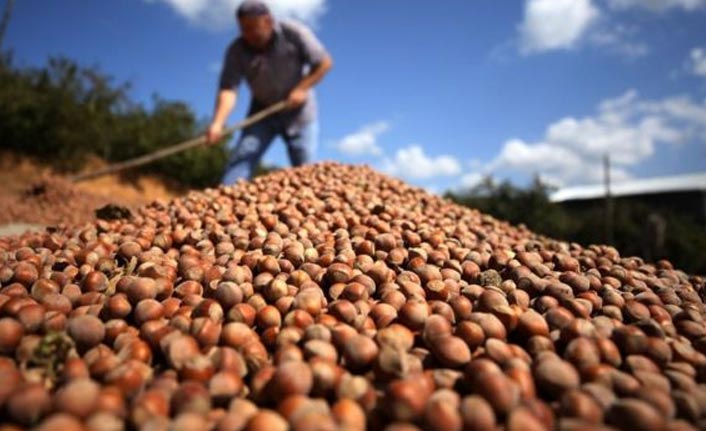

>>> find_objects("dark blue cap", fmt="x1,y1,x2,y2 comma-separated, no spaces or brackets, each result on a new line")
237,0,271,18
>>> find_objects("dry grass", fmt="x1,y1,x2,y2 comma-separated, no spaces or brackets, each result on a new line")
0,152,183,227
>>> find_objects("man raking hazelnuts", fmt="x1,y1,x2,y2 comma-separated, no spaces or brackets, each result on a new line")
206,0,333,185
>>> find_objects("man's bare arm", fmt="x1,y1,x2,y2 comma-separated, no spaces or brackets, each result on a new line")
287,55,333,108
206,89,238,144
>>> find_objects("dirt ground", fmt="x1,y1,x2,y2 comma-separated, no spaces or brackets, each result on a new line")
0,152,183,232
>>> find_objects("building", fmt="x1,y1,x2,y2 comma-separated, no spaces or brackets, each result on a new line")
549,172,706,228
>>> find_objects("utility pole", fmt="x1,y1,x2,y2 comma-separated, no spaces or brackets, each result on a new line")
0,0,15,51
702,189,706,231
604,154,614,245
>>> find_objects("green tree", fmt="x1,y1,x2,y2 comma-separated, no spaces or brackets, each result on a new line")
0,0,15,51
0,55,228,187
445,175,576,237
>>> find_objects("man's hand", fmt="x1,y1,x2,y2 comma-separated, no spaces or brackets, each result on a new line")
207,89,237,146
206,121,224,146
287,87,309,109
286,56,332,110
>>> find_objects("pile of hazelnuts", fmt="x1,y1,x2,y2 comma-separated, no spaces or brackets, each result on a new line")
1,162,705,431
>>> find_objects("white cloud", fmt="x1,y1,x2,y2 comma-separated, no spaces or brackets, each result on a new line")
607,0,706,12
488,138,633,187
146,0,326,29
589,25,649,58
335,122,388,157
424,185,440,196
460,172,484,190
486,90,706,186
517,0,705,57
382,146,461,180
519,0,600,54
689,46,706,78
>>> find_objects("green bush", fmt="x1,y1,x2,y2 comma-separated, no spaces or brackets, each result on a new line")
446,177,706,275
0,52,227,187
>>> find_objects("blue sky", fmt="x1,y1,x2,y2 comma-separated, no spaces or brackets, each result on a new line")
5,0,706,193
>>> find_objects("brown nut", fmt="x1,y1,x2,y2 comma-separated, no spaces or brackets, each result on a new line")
533,357,580,399
429,335,471,368
342,335,379,371
67,314,105,350
6,382,52,426
472,371,520,416
332,398,367,431
424,389,462,431
385,376,434,422
53,378,100,418
171,381,212,416
0,317,24,354
209,371,244,405
606,398,666,431
245,410,288,431
460,395,497,431
270,360,314,398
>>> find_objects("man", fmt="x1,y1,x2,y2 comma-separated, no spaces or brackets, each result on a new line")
206,0,333,184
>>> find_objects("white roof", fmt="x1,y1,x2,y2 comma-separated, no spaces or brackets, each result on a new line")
550,172,706,202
